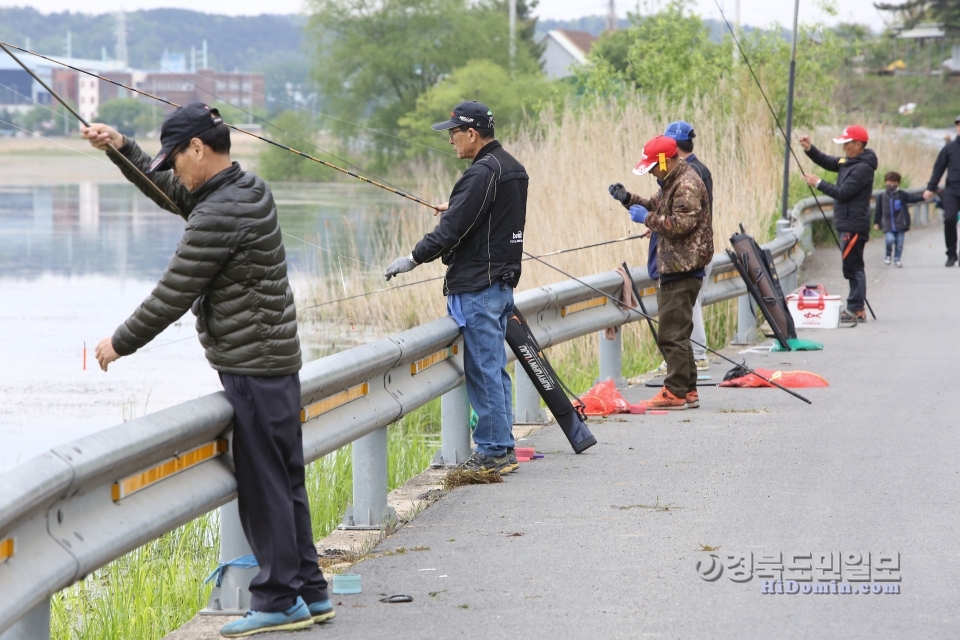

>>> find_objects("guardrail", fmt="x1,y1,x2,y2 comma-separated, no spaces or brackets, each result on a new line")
0,187,931,637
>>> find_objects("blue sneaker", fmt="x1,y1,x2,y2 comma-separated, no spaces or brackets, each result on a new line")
307,599,336,623
219,596,313,637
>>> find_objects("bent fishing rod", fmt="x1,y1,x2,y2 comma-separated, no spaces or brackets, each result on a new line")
710,0,877,320
0,41,185,217
0,41,439,212
524,251,813,405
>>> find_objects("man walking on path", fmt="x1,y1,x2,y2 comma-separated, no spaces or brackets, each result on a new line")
618,135,712,410
384,101,528,474
923,115,960,266
81,103,332,637
800,125,878,323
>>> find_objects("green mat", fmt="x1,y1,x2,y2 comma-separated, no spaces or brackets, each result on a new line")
772,338,824,351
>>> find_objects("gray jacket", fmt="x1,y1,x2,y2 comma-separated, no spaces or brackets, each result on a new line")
108,139,301,376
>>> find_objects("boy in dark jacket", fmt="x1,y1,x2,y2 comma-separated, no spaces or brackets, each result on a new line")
800,125,878,323
873,171,924,267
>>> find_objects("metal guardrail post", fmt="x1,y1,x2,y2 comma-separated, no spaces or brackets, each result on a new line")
339,427,396,530
0,598,48,640
438,383,471,465
733,294,758,345
201,500,256,615
598,329,624,386
513,364,546,425
776,219,800,294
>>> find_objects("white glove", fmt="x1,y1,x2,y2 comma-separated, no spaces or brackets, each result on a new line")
385,255,418,281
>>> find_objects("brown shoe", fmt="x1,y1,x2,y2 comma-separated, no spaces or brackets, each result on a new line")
644,387,687,410
854,309,867,322
685,390,700,408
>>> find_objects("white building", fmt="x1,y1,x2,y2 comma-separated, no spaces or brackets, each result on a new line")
540,30,597,80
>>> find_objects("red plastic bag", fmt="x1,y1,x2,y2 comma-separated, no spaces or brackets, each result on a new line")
719,367,829,388
579,379,630,416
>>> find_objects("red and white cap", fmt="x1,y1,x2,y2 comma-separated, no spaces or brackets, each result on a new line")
832,125,868,144
633,135,678,175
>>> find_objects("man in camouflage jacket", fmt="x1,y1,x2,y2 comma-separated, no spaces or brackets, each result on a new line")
609,135,712,409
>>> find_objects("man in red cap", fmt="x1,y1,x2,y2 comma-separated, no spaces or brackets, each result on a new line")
610,135,713,409
800,126,878,323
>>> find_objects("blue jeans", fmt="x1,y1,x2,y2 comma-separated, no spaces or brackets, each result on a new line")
884,230,905,260
457,282,515,457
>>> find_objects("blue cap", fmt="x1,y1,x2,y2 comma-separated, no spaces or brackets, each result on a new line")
663,121,695,141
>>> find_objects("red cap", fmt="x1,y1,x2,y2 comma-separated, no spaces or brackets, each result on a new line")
832,125,868,144
633,135,678,175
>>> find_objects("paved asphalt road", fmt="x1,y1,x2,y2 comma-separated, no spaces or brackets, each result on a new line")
270,225,958,639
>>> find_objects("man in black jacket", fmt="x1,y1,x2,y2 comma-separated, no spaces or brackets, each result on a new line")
800,125,878,323
385,101,528,475
81,103,330,637
923,115,960,266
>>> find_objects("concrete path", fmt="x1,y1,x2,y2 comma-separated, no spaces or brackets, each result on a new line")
209,225,960,638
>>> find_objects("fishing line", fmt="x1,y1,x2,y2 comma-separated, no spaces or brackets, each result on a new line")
299,232,647,310
0,119,114,165
162,66,457,158
336,255,356,330
281,232,383,270
711,0,876,319
0,41,186,217
0,41,439,211
523,251,813,404
0,80,73,125
149,59,420,199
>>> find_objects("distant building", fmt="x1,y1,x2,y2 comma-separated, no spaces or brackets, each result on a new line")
540,30,597,80
0,52,265,123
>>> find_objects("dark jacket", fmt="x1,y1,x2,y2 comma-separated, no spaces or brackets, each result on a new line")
874,188,924,232
107,139,301,376
805,145,878,235
627,159,713,276
927,136,960,196
412,141,528,294
686,153,713,213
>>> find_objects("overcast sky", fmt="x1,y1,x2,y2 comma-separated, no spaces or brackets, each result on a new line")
0,0,891,31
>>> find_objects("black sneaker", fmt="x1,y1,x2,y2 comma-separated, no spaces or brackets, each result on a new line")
460,451,508,474
503,448,520,474
947,257,957,267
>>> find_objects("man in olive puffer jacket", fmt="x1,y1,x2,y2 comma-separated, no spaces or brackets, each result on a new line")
81,103,331,636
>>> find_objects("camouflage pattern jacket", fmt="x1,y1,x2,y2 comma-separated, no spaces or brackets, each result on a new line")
627,159,713,277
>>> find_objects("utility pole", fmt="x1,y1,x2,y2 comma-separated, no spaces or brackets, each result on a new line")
64,31,72,59
606,0,617,31
780,0,800,220
509,0,516,74
202,39,208,69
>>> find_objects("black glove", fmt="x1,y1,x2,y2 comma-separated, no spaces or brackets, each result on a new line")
608,183,630,206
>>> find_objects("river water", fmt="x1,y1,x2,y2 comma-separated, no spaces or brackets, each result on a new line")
0,177,414,472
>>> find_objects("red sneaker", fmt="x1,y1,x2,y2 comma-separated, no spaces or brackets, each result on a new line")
644,387,687,410
685,390,700,409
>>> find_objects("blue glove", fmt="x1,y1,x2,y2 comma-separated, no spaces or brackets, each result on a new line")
629,204,648,224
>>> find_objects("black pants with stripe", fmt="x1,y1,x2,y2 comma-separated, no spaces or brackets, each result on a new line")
220,372,328,613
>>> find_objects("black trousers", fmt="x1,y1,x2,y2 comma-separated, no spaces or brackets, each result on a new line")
220,372,328,613
942,192,960,260
657,276,702,398
839,232,867,313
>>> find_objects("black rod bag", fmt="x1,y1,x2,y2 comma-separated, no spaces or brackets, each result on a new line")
727,229,797,350
505,306,597,454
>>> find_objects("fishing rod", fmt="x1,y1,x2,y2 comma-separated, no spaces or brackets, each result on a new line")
299,232,648,310
524,251,813,405
0,41,440,212
711,0,877,320
0,41,185,217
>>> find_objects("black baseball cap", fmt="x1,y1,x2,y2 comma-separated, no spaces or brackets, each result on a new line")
431,100,495,131
147,102,224,173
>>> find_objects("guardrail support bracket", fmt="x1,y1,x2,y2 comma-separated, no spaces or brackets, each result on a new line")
598,329,625,387
0,597,48,640
339,427,396,530
200,500,257,616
